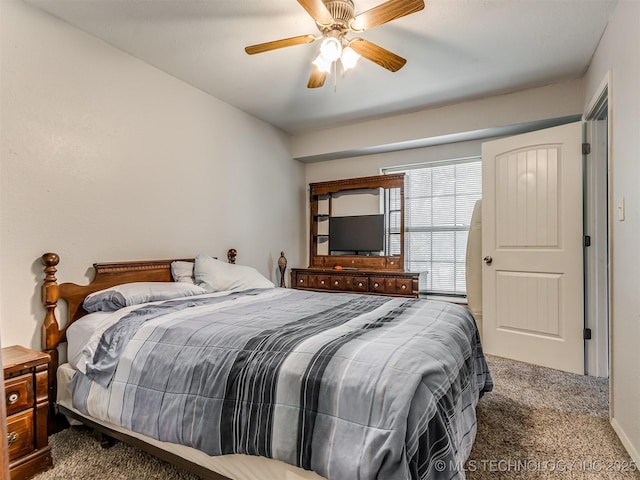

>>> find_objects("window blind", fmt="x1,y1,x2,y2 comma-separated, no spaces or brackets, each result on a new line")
383,158,482,295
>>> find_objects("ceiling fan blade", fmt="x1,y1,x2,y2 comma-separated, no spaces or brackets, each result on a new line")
307,66,328,88
351,0,424,31
297,0,334,25
245,34,316,55
349,38,407,72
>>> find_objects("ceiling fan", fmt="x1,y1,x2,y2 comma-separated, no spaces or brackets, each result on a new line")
244,0,425,88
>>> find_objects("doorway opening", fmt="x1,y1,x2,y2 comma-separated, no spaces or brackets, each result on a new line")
583,77,611,378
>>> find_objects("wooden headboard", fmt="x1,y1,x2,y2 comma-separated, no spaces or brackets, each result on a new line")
40,250,237,417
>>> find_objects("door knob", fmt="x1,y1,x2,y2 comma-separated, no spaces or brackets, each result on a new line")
483,256,493,265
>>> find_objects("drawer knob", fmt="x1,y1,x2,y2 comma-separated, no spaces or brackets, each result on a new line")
358,282,363,287
320,280,325,285
299,279,304,283
374,283,379,288
7,431,19,446
7,392,19,404
334,281,339,285
401,284,407,290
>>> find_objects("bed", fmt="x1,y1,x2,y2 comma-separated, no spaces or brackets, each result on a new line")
40,250,492,480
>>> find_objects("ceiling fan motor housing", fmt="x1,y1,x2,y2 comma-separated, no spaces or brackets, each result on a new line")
321,0,355,30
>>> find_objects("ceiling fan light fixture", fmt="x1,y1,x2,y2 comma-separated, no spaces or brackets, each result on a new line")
319,36,342,62
340,46,360,70
313,53,333,73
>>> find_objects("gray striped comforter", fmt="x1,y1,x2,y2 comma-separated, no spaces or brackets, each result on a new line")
71,288,492,480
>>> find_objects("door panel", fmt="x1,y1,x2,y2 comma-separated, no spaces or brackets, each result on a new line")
496,147,559,248
482,122,583,374
496,272,560,337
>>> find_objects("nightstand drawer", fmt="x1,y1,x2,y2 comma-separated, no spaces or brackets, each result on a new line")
5,373,34,416
7,410,35,461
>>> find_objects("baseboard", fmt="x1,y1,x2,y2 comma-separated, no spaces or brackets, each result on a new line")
611,417,640,464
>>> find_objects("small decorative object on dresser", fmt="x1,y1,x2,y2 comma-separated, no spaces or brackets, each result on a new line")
2,345,53,480
278,251,287,288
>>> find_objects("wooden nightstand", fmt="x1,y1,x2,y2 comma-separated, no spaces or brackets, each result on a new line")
2,345,53,480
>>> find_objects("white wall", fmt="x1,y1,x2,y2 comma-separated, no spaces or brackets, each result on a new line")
0,1,305,350
292,80,584,161
583,0,640,463
305,140,483,184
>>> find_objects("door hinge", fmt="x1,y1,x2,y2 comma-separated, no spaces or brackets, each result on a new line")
582,142,591,155
584,235,591,247
584,328,592,340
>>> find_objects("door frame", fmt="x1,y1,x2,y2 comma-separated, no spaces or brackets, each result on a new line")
583,71,613,386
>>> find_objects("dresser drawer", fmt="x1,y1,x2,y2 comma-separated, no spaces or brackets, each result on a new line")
7,410,35,461
340,257,387,269
294,273,310,288
386,258,402,269
330,276,347,290
352,277,369,292
310,274,331,290
385,278,398,294
395,278,414,295
369,277,387,294
5,373,34,416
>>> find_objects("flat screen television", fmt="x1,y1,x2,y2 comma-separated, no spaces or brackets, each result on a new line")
329,214,385,254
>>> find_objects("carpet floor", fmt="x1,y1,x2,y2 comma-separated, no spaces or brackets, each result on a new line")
32,355,639,479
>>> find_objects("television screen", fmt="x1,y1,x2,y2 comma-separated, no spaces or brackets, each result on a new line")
329,214,385,254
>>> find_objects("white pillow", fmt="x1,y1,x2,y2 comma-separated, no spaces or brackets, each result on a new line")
66,312,113,371
194,253,274,292
83,281,207,312
171,261,195,284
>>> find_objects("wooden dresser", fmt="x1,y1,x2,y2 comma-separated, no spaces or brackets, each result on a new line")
2,346,52,480
294,174,419,298
291,268,419,297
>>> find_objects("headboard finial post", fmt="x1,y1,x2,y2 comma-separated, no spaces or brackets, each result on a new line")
41,253,63,432
41,253,61,352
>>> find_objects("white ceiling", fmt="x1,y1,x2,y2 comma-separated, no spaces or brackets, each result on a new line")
27,0,618,135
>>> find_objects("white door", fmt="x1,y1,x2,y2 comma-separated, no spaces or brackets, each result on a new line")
482,122,584,374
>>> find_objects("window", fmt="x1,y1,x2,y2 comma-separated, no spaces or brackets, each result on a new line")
383,158,482,295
